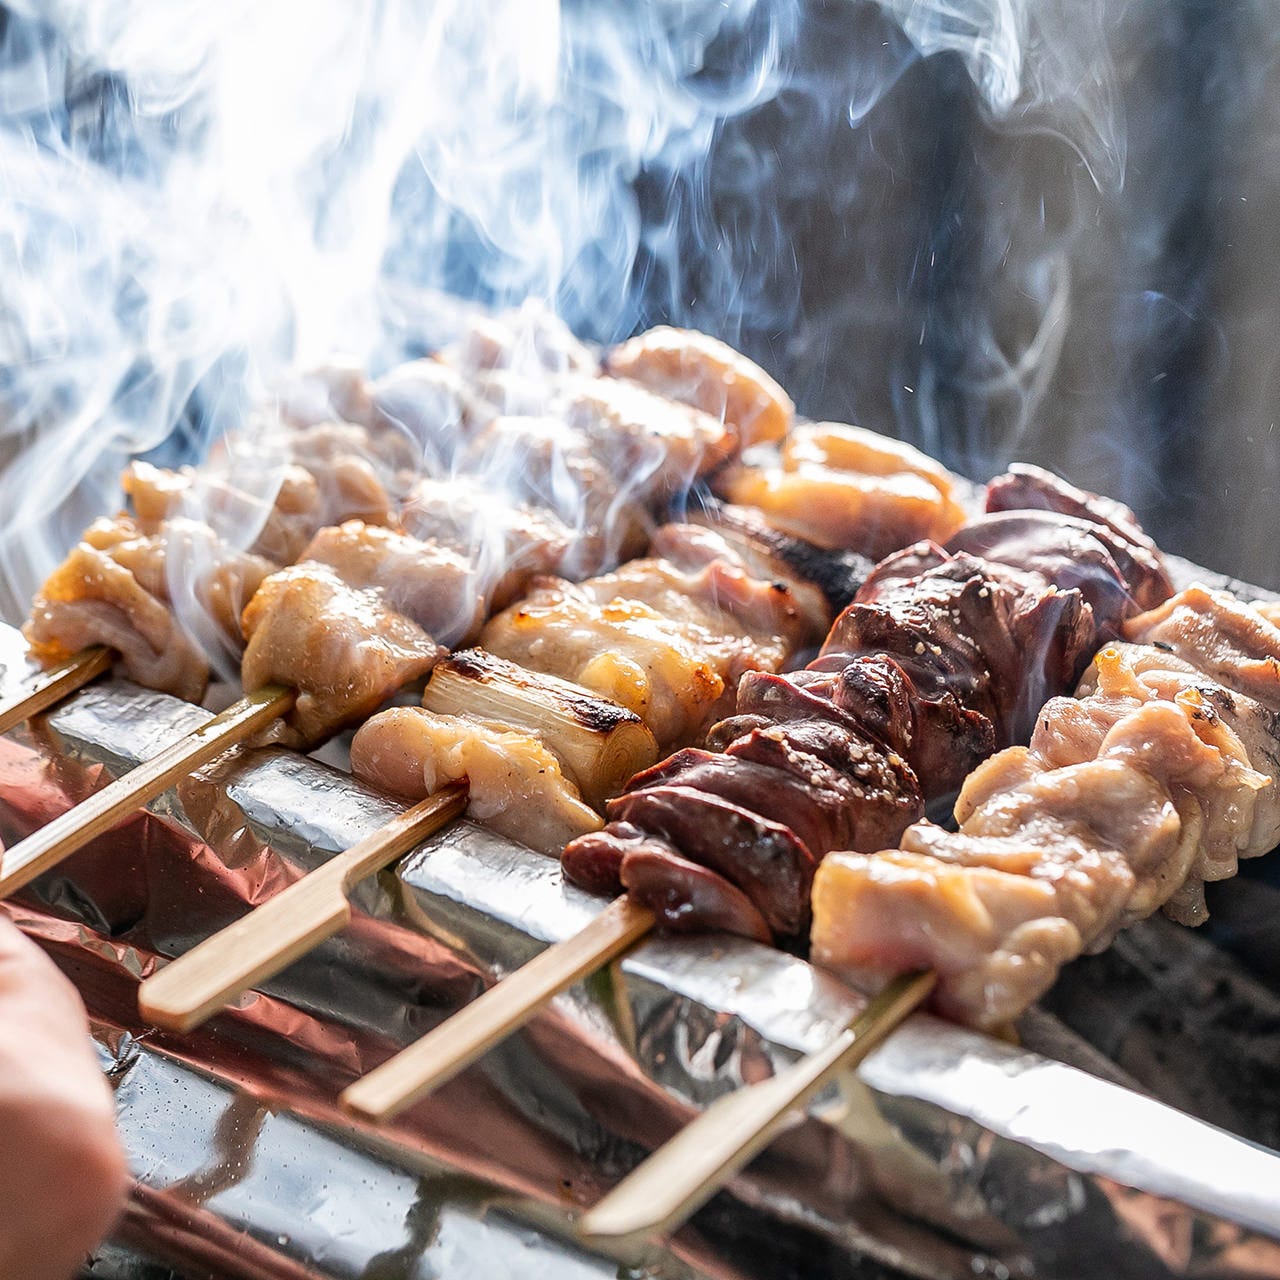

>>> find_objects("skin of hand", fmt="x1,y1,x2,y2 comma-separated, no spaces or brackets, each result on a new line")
0,916,127,1280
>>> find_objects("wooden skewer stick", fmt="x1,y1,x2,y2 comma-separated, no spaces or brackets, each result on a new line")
138,782,469,1032
341,897,656,1122
578,969,936,1249
0,646,113,737
0,684,295,899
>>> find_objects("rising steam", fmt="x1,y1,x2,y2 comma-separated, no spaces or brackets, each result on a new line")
0,0,1127,622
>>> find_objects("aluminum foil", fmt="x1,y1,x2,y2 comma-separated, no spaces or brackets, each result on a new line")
2,615,1280,1280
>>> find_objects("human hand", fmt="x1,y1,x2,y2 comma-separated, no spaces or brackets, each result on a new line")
0,916,127,1280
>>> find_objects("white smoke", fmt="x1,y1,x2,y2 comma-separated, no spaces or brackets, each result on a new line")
0,0,1124,619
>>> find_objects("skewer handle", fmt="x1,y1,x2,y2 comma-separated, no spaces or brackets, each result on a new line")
341,896,655,1122
0,684,295,900
138,783,468,1032
0,646,113,737
577,969,936,1249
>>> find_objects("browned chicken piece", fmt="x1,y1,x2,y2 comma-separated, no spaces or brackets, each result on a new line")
463,368,562,424
350,706,601,856
563,375,738,496
242,464,375,564
647,521,832,644
125,450,394,566
301,521,483,647
287,419,418,492
460,413,648,571
278,359,376,431
24,513,277,702
605,326,793,449
401,476,579,610
718,422,967,558
365,358,476,471
1122,585,1280,713
240,562,443,747
482,547,814,750
91,518,276,648
482,580,731,750
813,589,1280,1029
24,532,211,704
120,462,192,530
440,301,597,378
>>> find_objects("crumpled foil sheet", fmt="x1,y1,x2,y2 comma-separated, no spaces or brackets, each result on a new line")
1,614,1279,1280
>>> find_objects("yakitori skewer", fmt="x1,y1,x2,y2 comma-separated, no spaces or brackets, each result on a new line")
585,583,1280,1245
578,970,935,1248
0,684,294,898
138,782,468,1031
137,509,830,1045
333,473,1174,1121
0,645,112,737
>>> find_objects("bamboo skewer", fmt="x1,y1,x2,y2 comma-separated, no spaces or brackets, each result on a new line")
0,646,113,737
0,683,295,899
138,781,469,1031
578,969,936,1248
341,896,656,1121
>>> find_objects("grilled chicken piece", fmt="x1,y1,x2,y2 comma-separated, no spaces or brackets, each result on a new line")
681,501,873,614
813,590,1280,1029
482,550,810,749
350,706,600,856
24,534,210,704
1123,585,1280,711
401,476,578,610
604,326,794,449
562,376,739,495
278,359,376,432
365,358,475,473
125,429,397,561
482,583,730,750
647,521,833,645
88,518,275,651
287,416,414,474
301,522,483,647
441,300,597,379
717,422,966,557
23,515,275,702
460,413,648,573
246,462,392,565
241,563,443,747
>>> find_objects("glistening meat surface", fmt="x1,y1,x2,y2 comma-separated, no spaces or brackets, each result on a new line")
812,588,1280,1029
353,519,829,840
350,706,600,856
241,562,443,748
716,421,966,558
562,469,1172,944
